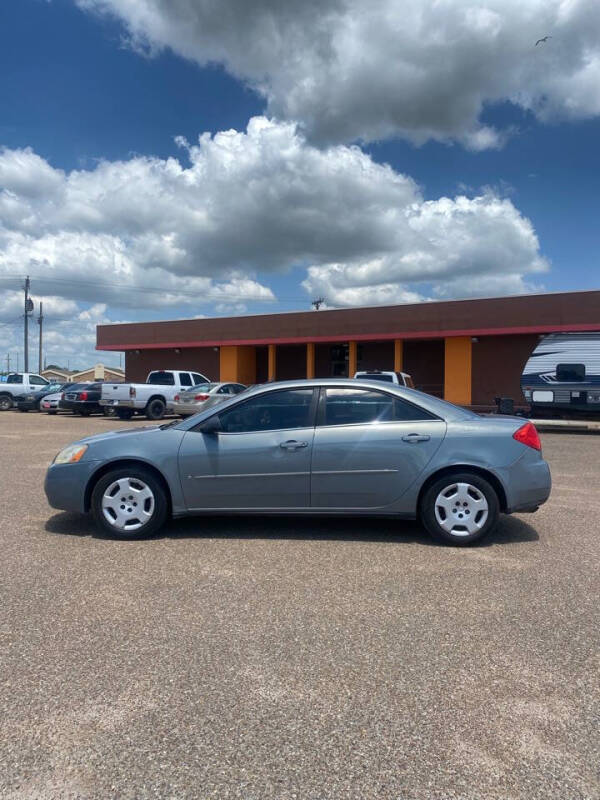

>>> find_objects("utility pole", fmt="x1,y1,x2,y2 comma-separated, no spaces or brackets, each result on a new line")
5,353,10,374
23,276,33,372
38,302,43,374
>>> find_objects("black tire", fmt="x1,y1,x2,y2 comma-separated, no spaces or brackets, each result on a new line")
419,471,499,546
90,466,168,539
145,398,166,420
0,395,13,411
103,406,117,417
79,409,91,417
116,409,134,420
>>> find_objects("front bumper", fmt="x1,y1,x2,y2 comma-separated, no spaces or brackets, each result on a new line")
17,399,38,410
44,460,101,513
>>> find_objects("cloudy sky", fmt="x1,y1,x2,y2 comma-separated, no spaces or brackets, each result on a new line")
1,0,599,369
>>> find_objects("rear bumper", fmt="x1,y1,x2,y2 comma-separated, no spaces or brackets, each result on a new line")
59,400,102,413
505,456,551,513
172,402,201,416
100,398,135,408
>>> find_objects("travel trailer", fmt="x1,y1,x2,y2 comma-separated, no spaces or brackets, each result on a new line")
521,332,600,417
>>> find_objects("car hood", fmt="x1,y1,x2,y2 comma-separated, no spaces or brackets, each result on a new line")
75,425,165,447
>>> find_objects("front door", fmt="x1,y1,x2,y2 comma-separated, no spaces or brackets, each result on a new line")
311,387,446,509
179,388,317,510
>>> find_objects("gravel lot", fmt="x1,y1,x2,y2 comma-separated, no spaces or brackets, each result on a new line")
1,411,599,800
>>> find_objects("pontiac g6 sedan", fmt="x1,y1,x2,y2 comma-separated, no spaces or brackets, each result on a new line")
44,379,551,546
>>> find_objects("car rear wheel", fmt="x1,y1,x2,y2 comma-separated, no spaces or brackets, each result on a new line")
145,398,166,420
91,467,168,538
420,472,499,546
0,395,13,411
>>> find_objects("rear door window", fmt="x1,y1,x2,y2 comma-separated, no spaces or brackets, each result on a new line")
319,387,434,426
6,374,23,383
179,372,193,387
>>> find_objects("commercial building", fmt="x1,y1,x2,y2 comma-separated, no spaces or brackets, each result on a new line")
96,290,600,409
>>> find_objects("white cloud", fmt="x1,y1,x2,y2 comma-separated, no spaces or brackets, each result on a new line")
1,117,548,319
77,0,600,147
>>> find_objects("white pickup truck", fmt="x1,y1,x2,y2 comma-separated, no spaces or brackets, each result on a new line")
0,372,50,411
100,369,210,420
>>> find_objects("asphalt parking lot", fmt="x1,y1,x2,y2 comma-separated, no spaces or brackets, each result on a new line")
1,412,599,800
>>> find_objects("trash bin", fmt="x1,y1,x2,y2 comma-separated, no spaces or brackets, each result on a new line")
494,396,514,415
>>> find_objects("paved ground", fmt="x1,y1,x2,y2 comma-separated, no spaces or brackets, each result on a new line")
1,411,598,800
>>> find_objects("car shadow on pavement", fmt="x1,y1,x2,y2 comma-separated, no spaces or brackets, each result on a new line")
45,511,539,547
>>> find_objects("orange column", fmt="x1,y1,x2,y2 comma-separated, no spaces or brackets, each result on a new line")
219,346,256,384
268,344,277,381
306,342,315,378
348,341,358,377
444,336,472,406
394,339,403,372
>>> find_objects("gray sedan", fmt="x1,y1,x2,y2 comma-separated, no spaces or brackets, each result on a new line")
172,381,247,416
44,379,551,546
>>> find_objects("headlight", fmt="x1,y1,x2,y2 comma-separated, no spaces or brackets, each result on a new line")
53,444,88,464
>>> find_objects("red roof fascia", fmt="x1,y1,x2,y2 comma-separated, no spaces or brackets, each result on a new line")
97,321,600,351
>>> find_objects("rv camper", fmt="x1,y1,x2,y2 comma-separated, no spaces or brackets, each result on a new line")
521,332,600,417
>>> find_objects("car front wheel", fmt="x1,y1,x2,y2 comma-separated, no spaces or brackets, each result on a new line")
420,472,499,546
91,467,168,538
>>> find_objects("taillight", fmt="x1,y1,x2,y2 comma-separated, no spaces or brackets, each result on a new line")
513,422,541,451
129,386,136,398
79,391,88,401
174,394,180,402
194,394,209,402
61,393,65,400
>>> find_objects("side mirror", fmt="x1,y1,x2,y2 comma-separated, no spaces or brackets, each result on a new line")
199,415,222,435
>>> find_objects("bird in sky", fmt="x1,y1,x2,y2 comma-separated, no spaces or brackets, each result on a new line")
535,35,552,46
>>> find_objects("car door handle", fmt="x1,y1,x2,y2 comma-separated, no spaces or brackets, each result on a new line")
402,433,431,443
279,440,309,450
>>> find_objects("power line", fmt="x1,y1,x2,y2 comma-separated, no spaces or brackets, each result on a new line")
0,273,300,302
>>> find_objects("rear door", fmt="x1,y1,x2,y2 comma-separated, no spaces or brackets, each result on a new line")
179,387,318,510
311,387,446,509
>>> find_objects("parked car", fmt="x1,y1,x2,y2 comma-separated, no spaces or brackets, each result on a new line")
15,382,69,412
40,391,64,415
100,369,210,420
59,383,106,416
45,378,551,545
0,372,50,411
172,382,247,416
353,370,414,387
